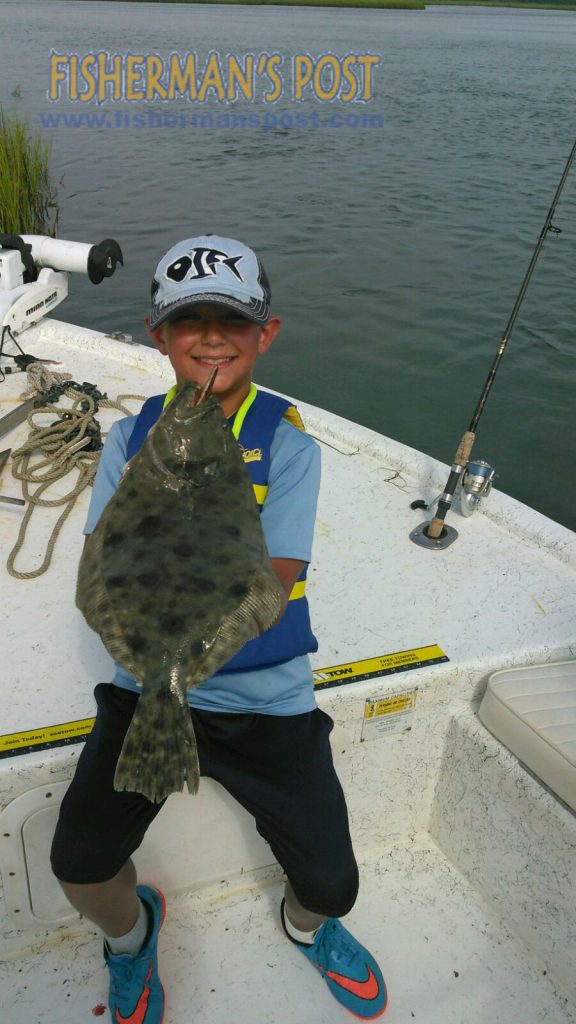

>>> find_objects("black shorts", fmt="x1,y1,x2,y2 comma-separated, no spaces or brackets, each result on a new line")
51,684,359,918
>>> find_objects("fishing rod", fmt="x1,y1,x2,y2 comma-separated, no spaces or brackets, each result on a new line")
410,138,576,551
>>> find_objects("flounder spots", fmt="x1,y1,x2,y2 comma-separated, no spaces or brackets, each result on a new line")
135,515,163,539
190,577,217,594
220,525,241,539
137,570,159,588
174,541,195,558
228,582,249,599
158,612,186,633
107,575,129,591
129,634,148,654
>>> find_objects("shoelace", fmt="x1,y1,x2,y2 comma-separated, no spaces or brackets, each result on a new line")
107,953,144,997
316,922,364,971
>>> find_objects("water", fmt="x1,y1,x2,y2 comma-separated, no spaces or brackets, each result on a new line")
1,2,575,530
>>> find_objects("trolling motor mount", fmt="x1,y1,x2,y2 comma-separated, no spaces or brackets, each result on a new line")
0,234,123,336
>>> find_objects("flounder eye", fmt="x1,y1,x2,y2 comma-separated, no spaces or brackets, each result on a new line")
171,459,195,474
172,457,218,476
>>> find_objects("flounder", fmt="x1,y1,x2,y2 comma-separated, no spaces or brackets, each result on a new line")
76,373,283,803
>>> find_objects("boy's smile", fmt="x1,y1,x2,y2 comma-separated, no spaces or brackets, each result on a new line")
147,303,281,418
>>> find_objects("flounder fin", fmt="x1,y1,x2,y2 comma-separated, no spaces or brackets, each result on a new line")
76,529,103,620
114,686,200,803
197,567,283,680
76,578,140,678
238,566,284,634
76,529,143,675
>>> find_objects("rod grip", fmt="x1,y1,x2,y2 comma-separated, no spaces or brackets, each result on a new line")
425,431,476,539
454,430,475,467
426,514,446,540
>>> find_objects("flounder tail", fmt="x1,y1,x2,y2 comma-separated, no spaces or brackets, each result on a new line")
114,687,200,803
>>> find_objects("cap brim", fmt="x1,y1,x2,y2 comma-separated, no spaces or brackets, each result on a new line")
150,291,269,330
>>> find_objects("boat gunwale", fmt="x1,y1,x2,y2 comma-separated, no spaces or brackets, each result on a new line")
19,316,576,571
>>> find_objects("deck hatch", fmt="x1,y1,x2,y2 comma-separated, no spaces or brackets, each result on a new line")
0,782,75,928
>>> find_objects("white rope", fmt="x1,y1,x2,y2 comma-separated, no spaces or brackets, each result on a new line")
6,363,145,580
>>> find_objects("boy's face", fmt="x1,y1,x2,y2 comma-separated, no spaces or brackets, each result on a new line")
147,303,281,417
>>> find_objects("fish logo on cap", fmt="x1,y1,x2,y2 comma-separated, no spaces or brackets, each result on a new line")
166,247,244,284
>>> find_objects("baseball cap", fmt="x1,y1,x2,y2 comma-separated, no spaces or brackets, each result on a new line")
149,234,271,329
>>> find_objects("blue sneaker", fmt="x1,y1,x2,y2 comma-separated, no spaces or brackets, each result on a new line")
105,884,166,1024
281,899,387,1019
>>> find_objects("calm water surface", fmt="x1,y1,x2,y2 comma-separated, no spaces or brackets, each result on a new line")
1,2,575,529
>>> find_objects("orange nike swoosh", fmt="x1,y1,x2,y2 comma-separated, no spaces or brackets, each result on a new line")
323,964,380,1001
115,961,152,1024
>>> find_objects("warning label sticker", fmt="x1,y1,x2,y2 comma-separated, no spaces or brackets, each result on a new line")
313,644,448,691
361,687,418,741
0,718,95,759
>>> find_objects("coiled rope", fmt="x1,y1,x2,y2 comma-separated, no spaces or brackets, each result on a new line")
6,363,145,580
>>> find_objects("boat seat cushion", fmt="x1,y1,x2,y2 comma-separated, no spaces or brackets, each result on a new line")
478,660,576,814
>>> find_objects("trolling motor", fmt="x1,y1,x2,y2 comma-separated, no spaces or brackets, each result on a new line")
409,137,576,551
0,234,123,336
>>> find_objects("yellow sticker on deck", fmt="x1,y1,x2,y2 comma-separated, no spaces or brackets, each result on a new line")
364,692,417,718
362,687,419,741
0,718,95,759
313,644,448,690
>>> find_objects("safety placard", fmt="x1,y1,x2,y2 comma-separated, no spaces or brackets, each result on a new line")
361,687,418,741
313,644,448,691
0,718,95,759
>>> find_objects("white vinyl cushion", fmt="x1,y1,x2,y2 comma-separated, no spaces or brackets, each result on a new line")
479,660,576,814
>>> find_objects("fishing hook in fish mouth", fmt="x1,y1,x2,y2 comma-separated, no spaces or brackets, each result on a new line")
193,366,218,406
144,367,219,485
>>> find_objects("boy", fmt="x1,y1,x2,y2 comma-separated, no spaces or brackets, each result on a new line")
50,235,387,1022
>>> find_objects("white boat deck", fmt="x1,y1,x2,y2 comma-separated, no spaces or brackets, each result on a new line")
2,835,575,1024
1,319,575,1023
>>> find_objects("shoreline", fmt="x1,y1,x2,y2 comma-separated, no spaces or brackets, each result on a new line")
95,0,576,11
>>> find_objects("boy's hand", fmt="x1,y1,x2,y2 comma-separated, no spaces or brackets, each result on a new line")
269,558,307,627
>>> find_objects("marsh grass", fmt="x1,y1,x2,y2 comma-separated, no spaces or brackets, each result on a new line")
0,107,58,236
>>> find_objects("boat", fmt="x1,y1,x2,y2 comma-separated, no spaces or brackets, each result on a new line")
0,236,574,1023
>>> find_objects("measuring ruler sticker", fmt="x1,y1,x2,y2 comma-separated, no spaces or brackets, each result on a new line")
0,718,95,759
313,644,448,691
361,687,419,741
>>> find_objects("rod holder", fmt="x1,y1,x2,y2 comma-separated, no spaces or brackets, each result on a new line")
409,521,458,550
